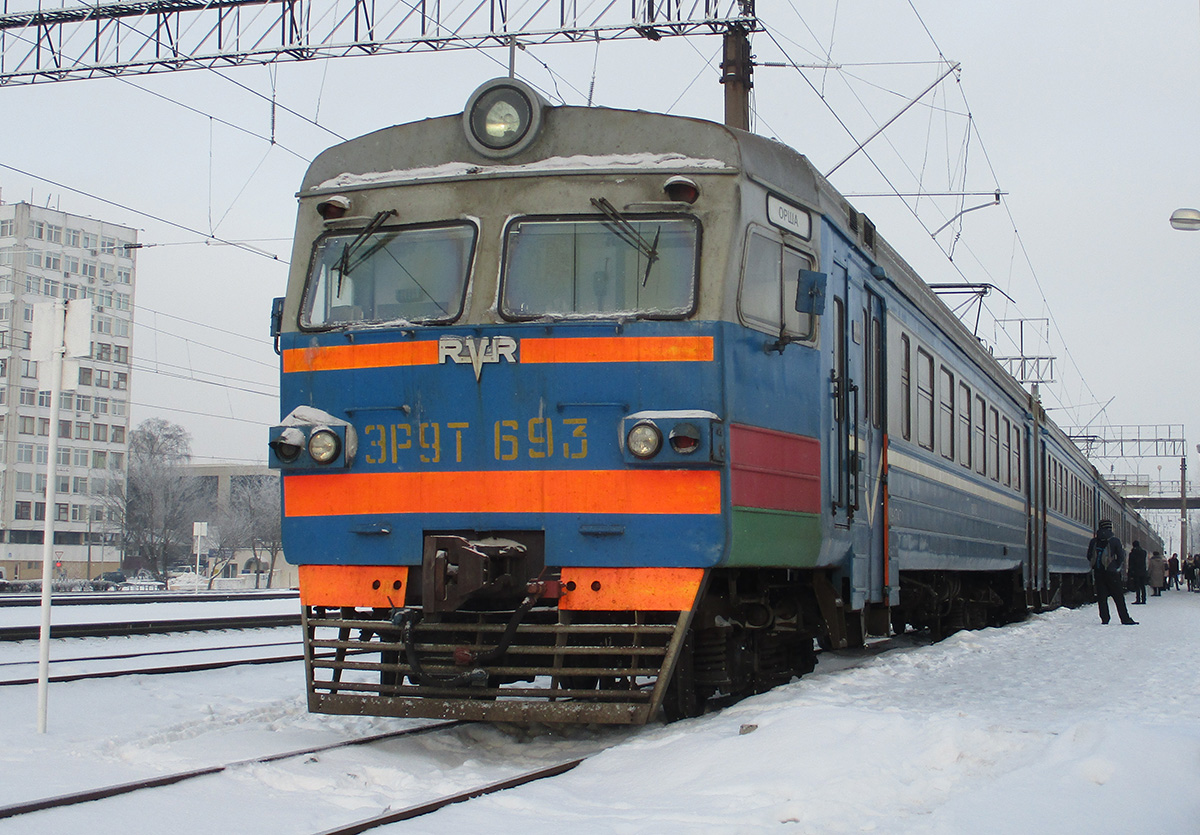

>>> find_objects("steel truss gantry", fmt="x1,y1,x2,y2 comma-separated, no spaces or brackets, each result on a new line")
0,0,757,86
1065,424,1186,460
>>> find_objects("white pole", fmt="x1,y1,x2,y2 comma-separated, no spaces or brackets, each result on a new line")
36,299,66,734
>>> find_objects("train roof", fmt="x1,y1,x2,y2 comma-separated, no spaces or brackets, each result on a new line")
298,99,1104,484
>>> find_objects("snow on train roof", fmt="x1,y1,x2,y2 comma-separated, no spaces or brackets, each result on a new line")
310,152,733,193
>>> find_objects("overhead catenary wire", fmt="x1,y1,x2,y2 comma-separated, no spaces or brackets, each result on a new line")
0,162,288,264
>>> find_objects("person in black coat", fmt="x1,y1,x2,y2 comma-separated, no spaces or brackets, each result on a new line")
1086,520,1137,625
1127,540,1149,605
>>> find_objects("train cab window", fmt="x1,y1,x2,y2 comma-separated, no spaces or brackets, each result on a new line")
502,215,698,319
738,230,817,340
916,348,934,451
301,222,476,329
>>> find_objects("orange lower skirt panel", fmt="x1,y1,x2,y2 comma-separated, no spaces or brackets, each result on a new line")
299,564,409,609
559,567,705,611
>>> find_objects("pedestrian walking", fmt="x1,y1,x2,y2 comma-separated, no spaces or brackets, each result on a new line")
1128,540,1149,605
1086,520,1137,625
1168,553,1180,590
1149,551,1167,596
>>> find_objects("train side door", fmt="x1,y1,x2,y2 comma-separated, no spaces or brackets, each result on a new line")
860,290,888,610
830,265,853,529
830,267,886,611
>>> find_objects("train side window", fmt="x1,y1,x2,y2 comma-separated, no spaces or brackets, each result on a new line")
1001,417,1011,486
957,381,971,468
988,406,1000,481
899,335,911,440
739,230,816,340
973,395,986,475
1012,426,1022,491
916,348,934,451
938,366,954,460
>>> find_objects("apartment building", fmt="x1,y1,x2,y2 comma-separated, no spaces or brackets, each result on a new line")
0,200,135,582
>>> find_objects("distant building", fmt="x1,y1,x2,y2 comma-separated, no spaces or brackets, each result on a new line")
0,200,135,581
183,464,293,590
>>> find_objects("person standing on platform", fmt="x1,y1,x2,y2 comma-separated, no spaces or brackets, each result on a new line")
1086,520,1137,625
1168,553,1181,590
1149,551,1167,597
1128,540,1149,605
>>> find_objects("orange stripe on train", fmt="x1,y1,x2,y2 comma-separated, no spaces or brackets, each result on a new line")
559,567,705,611
520,336,713,364
281,335,713,373
282,340,439,373
283,469,721,517
299,564,409,608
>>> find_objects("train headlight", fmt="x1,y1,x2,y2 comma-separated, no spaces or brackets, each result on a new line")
627,422,662,459
669,423,701,454
269,427,305,463
463,78,547,159
308,428,342,464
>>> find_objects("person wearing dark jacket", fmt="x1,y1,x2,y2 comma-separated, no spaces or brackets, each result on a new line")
1086,520,1138,625
1128,540,1149,605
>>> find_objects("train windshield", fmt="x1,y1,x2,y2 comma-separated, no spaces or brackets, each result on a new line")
501,215,699,319
301,221,476,328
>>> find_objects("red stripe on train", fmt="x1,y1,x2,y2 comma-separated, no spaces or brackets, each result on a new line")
729,424,821,514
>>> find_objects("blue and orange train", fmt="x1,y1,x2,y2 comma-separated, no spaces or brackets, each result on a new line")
269,78,1161,724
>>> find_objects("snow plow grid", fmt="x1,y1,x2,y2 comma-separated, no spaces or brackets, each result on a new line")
301,606,688,724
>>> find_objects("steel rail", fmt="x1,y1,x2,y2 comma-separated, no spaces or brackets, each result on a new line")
0,720,465,821
0,613,300,641
0,590,298,606
0,651,310,686
0,638,300,668
312,757,586,835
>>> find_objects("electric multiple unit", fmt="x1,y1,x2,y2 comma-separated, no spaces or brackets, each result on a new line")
269,78,1161,724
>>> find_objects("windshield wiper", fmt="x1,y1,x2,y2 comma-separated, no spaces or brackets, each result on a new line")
335,209,397,292
590,197,660,286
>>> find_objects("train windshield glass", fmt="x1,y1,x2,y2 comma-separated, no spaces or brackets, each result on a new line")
301,222,475,328
501,215,698,319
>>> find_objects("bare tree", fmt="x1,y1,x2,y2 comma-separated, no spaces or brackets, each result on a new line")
121,419,199,580
222,475,282,589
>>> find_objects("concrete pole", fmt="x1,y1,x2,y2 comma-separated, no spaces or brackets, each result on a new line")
36,300,66,734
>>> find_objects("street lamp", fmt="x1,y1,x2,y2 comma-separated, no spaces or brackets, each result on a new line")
1170,208,1200,230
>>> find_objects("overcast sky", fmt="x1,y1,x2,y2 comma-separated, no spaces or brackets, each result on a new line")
1,2,1197,527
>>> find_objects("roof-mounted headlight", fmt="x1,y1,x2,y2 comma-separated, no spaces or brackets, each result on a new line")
463,78,547,159
316,195,351,220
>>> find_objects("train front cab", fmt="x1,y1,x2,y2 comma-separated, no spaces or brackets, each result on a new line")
269,86,794,724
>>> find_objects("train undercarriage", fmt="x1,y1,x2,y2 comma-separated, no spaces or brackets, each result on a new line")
301,538,1061,724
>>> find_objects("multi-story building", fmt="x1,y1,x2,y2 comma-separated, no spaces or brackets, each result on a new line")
0,200,136,582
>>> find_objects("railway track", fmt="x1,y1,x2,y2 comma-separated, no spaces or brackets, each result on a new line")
0,721,466,821
0,590,298,607
0,612,300,642
0,719,588,833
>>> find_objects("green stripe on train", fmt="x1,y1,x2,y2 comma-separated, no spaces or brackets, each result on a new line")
726,507,823,567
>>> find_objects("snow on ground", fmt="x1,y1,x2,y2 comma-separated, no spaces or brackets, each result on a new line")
2,591,1199,833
